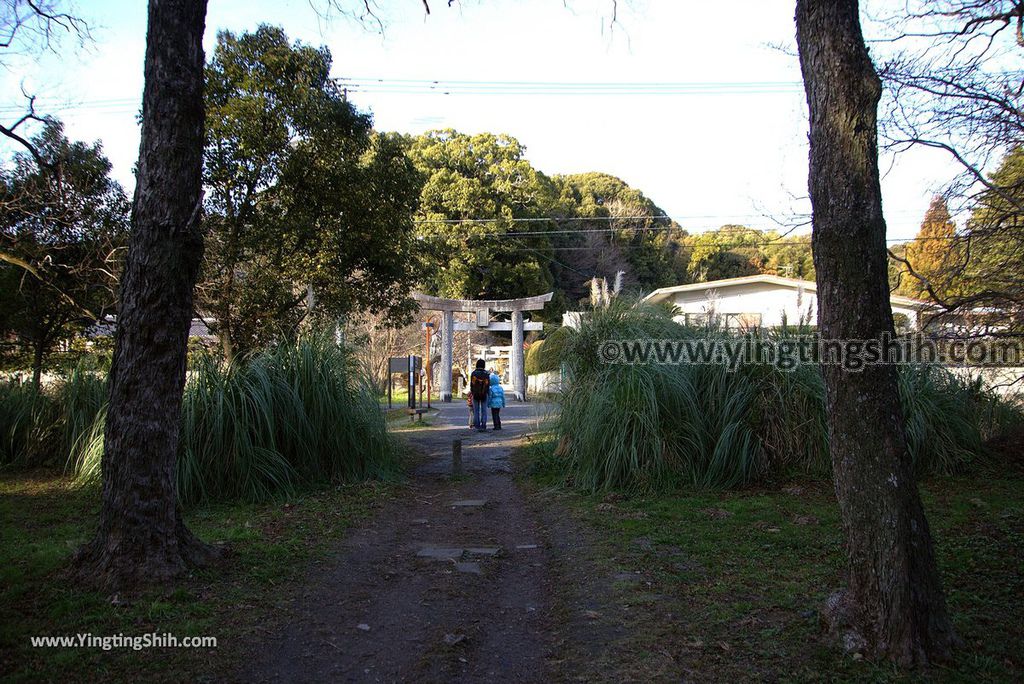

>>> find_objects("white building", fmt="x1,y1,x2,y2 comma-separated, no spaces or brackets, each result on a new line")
641,274,931,330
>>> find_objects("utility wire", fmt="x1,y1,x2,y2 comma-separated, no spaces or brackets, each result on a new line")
413,210,927,229
0,78,810,116
413,220,963,244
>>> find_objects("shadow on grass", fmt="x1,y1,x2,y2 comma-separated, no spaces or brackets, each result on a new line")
0,470,393,683
517,438,1024,683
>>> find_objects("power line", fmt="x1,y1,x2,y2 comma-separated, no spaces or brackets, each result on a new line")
412,210,927,229
0,78,809,116
10,72,1021,114
416,231,961,248
336,77,806,97
514,241,595,279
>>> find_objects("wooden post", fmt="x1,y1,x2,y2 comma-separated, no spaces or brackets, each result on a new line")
425,322,433,409
452,439,462,477
407,355,416,409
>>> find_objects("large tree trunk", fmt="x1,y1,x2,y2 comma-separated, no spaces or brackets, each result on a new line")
74,0,215,590
795,0,959,665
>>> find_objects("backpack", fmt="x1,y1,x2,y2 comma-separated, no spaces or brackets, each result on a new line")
470,369,490,400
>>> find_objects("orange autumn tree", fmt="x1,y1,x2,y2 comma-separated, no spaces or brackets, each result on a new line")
897,195,963,301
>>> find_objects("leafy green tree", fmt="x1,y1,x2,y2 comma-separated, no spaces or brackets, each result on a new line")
0,120,129,385
403,133,692,314
763,236,816,280
405,129,558,303
201,26,422,360
961,147,1024,329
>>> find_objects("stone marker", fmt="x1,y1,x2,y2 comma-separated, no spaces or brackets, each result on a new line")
454,562,482,575
515,544,539,550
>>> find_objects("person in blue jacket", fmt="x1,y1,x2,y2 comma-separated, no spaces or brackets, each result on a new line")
488,370,505,430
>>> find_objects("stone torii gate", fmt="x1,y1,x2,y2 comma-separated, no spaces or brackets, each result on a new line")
412,292,553,402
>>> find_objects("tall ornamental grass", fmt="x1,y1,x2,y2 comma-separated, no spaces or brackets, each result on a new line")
0,366,106,469
0,379,57,467
69,335,399,506
552,301,1022,493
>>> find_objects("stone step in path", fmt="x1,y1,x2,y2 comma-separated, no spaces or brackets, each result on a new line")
415,545,503,560
450,499,488,508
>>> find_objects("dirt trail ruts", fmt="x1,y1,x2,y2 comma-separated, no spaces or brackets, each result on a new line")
239,401,563,683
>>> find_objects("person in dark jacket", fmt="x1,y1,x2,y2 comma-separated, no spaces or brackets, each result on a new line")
469,359,490,431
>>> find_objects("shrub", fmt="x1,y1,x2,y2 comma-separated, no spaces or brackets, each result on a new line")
526,326,571,376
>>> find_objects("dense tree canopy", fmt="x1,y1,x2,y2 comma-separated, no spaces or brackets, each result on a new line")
404,129,558,303
961,146,1024,330
0,121,129,384
887,150,1024,333
200,26,422,360
550,172,688,303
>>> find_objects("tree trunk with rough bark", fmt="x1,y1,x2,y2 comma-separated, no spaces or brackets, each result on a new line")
31,338,44,389
795,0,959,666
73,0,216,590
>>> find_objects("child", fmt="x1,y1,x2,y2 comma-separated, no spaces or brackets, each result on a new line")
488,370,505,430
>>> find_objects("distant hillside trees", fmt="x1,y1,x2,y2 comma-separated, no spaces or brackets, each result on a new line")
403,132,695,315
682,225,814,283
550,172,689,303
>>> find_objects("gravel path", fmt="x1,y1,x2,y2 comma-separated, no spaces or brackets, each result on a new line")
240,401,563,683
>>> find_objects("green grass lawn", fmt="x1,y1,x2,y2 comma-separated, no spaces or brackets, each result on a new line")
521,437,1024,682
384,405,441,430
0,470,393,682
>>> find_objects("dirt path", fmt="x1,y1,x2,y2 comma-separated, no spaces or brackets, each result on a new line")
240,402,565,683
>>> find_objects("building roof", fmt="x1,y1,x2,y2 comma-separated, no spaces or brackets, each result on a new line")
642,274,933,310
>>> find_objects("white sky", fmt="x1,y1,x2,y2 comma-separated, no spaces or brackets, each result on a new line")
1,0,963,240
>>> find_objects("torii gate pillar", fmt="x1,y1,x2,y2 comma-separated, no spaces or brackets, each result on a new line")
440,309,455,402
510,309,525,402
413,292,553,402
